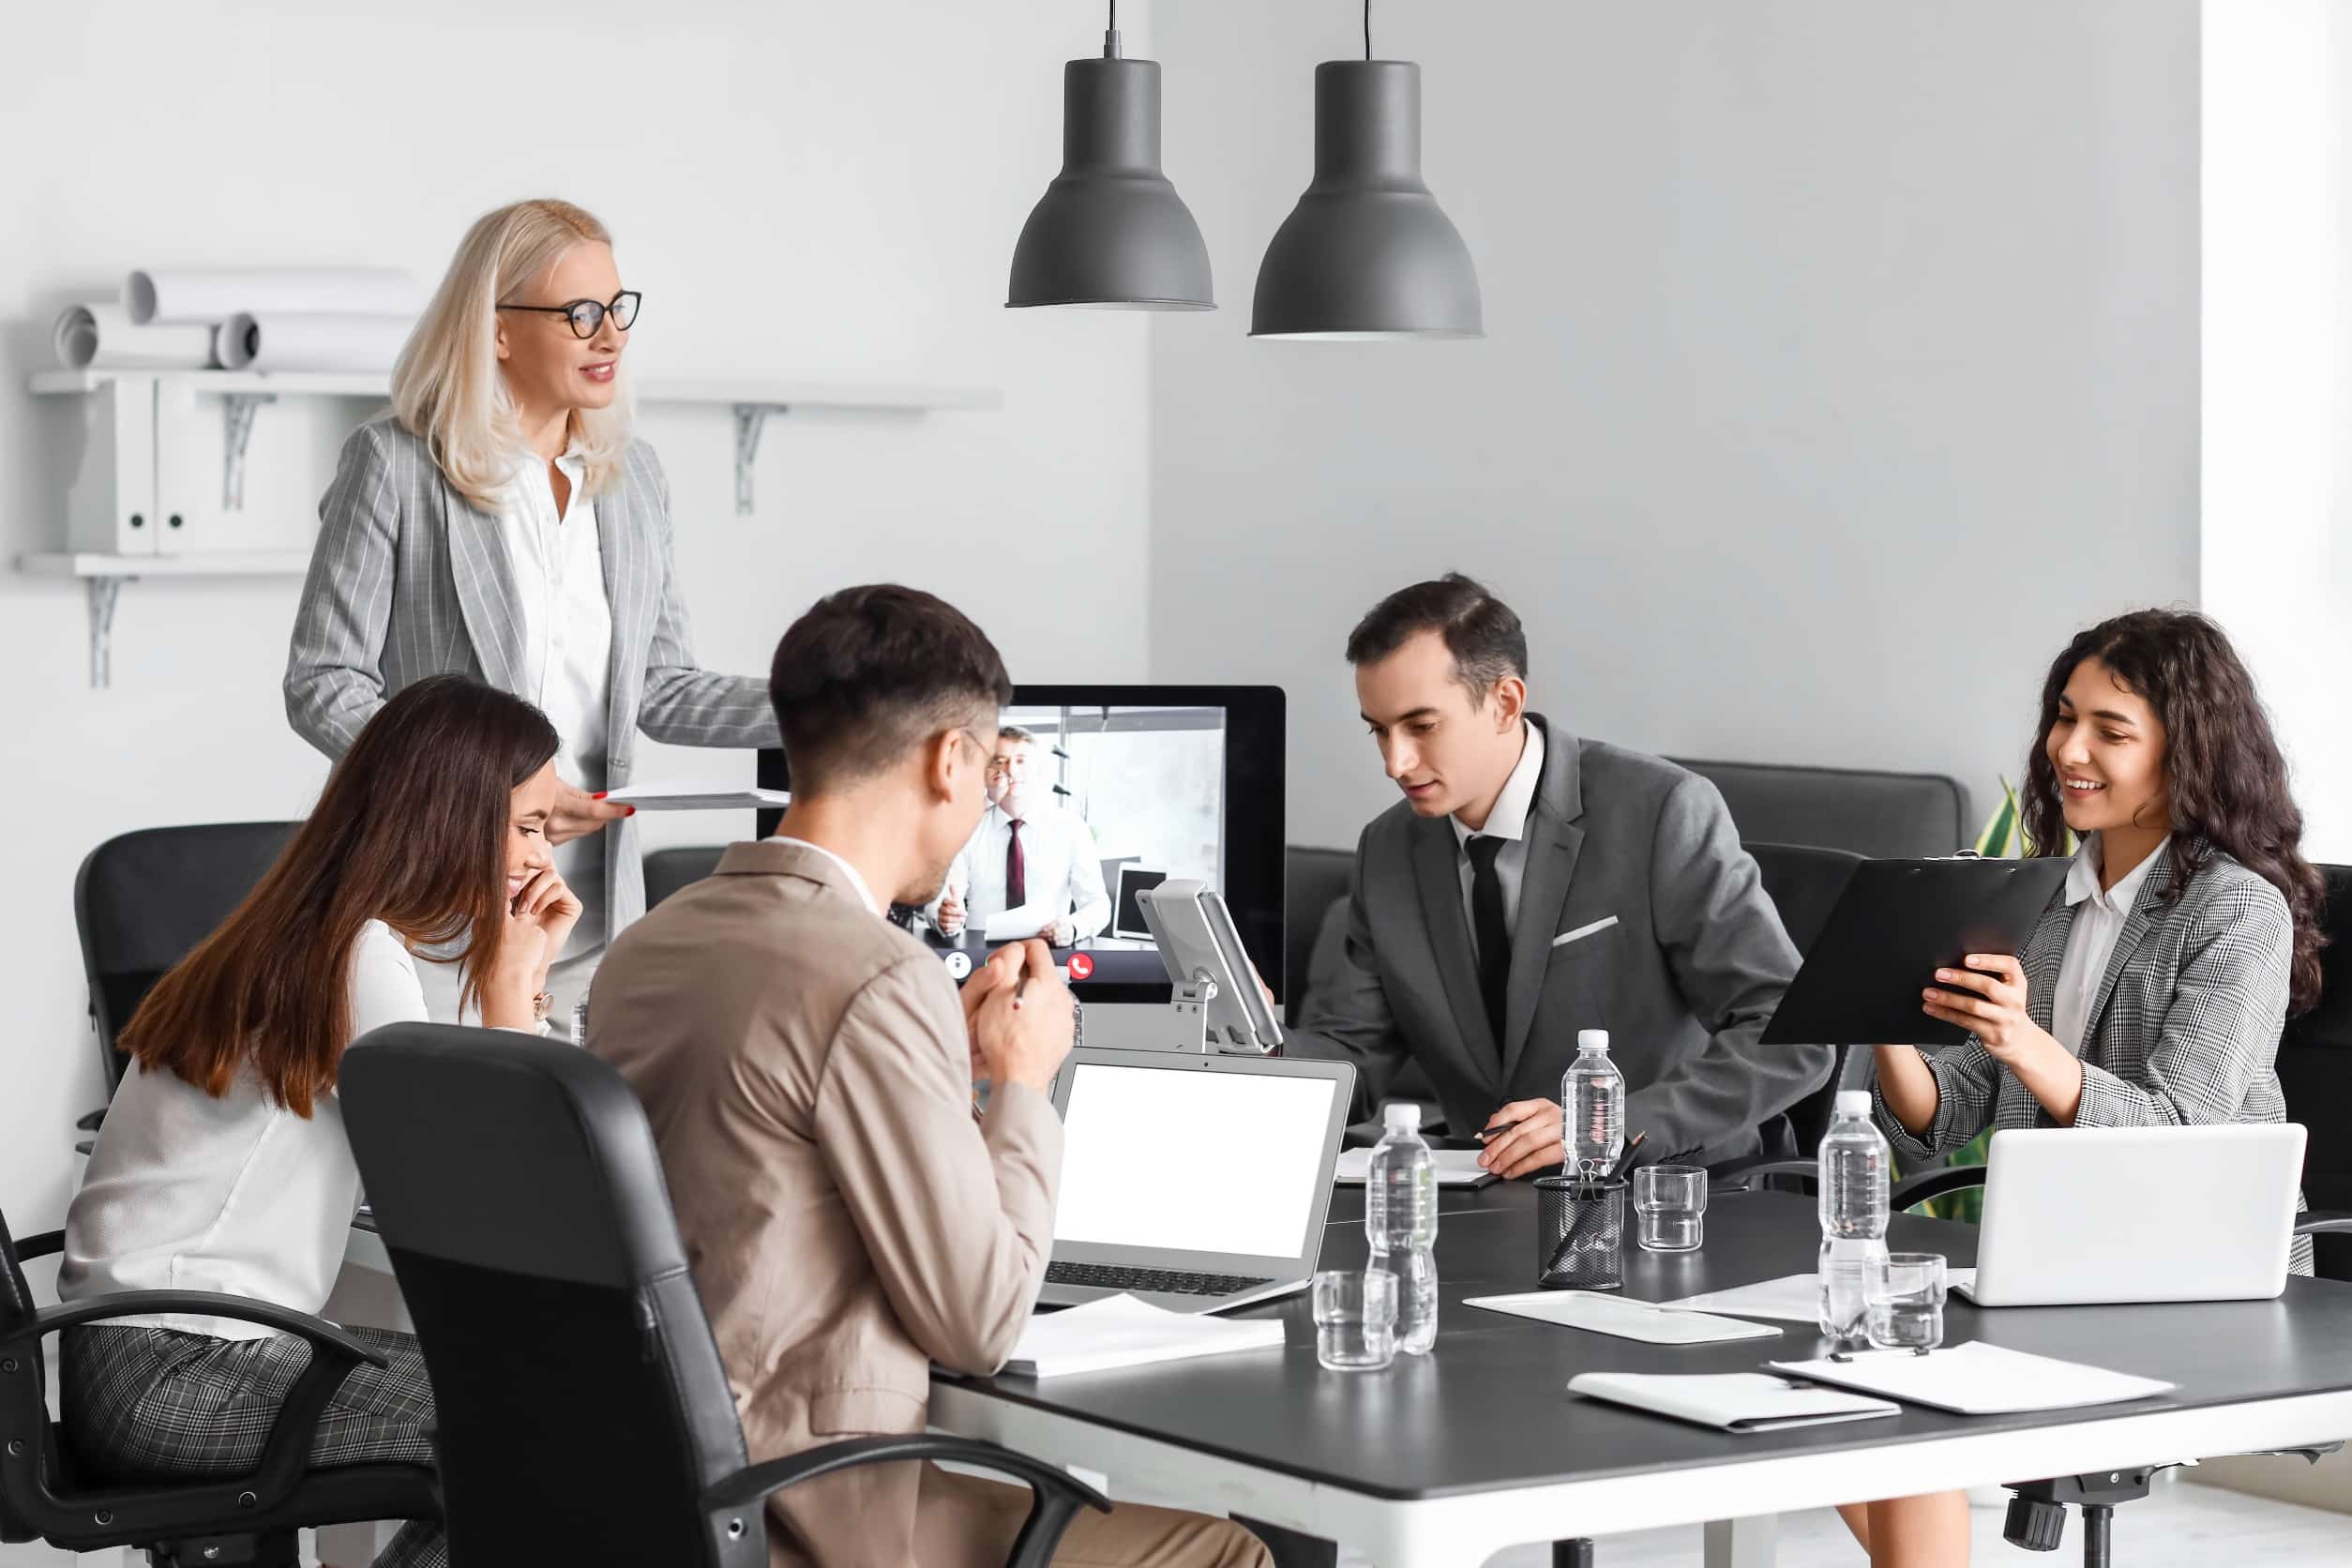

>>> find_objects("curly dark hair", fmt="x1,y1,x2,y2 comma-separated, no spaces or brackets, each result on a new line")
2021,609,2325,1014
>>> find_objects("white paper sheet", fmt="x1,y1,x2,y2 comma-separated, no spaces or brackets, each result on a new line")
53,303,216,370
983,906,1051,942
1334,1147,1496,1187
601,785,790,812
1466,1290,1783,1344
1569,1372,1900,1432
1766,1341,2177,1415
1655,1273,1824,1323
128,267,422,324
1003,1293,1286,1378
217,312,414,372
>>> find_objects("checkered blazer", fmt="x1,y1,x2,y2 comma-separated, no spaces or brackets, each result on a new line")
285,413,778,937
1877,840,2312,1272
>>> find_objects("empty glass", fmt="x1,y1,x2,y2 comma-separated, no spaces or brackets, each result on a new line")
1312,1268,1398,1370
1632,1165,1708,1252
1865,1252,1949,1352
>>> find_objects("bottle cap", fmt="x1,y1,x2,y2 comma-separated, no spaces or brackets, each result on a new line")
1383,1102,1423,1130
1576,1029,1610,1053
1836,1090,1872,1118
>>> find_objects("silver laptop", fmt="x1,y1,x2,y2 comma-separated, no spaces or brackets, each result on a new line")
1039,1048,1354,1314
1959,1123,2307,1306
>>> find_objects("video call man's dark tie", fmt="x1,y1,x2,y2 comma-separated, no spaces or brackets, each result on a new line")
1466,835,1510,1047
1005,819,1027,909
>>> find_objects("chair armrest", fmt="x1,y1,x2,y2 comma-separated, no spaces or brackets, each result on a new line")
1710,1158,1816,1194
703,1436,1109,1568
1889,1165,1986,1211
29,1291,388,1368
12,1230,65,1261
2295,1213,2352,1237
75,1108,106,1133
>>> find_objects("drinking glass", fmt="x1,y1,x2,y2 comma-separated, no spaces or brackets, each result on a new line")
1865,1252,1948,1352
1312,1268,1398,1370
1632,1164,1708,1252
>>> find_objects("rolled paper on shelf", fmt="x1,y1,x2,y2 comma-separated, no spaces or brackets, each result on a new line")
53,303,218,370
126,266,423,325
217,311,414,372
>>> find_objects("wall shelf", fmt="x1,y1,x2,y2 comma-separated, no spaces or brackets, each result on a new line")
19,551,312,688
22,369,1002,688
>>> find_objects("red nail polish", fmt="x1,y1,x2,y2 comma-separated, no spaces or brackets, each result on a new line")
592,792,607,800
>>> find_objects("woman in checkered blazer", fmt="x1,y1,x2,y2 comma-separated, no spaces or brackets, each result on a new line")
1851,609,2328,1568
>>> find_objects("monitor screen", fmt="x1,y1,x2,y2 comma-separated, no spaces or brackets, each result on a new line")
1051,1063,1337,1259
758,685,1284,1002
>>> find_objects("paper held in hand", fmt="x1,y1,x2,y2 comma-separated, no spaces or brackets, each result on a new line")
601,783,791,812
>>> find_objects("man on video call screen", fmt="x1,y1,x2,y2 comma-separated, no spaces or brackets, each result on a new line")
919,705,1226,975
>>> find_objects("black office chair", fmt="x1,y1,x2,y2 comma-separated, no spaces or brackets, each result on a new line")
71,822,296,1145
0,1204,439,1565
339,1024,1108,1567
2276,864,2352,1281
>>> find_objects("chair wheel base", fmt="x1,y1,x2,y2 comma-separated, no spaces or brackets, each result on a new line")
2004,1496,2068,1552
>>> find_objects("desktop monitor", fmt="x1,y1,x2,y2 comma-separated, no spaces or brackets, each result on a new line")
757,685,1285,1005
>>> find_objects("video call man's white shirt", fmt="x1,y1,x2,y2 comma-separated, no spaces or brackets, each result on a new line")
946,802,1111,942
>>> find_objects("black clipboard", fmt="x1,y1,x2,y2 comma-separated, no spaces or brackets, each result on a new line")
1759,857,2073,1048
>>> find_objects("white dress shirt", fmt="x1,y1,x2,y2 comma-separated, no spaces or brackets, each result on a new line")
58,922,429,1339
944,802,1110,942
1451,720,1546,956
2050,833,2172,1054
503,442,613,957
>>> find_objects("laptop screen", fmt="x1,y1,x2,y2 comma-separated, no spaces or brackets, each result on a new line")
1052,1063,1339,1260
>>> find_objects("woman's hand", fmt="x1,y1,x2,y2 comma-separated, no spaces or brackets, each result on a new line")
482,868,581,1030
1922,953,2085,1123
550,784,632,845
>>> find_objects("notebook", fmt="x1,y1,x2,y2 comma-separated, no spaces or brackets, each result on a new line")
1466,1291,1782,1345
1766,1342,2177,1415
1003,1293,1286,1378
1569,1373,1900,1432
1334,1147,1497,1188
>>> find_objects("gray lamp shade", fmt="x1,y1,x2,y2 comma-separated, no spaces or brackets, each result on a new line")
1007,56,1214,311
1251,61,1482,339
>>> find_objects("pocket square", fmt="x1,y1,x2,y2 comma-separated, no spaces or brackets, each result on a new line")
1552,915,1620,948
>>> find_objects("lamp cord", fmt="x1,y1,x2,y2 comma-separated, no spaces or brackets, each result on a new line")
1364,0,1372,60
1104,0,1120,58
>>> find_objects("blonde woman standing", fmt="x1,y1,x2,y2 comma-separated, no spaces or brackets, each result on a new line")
287,199,776,1030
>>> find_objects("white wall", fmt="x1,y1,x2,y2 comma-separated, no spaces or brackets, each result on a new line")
0,1,1155,1247
2202,0,2352,863
1149,1,2200,850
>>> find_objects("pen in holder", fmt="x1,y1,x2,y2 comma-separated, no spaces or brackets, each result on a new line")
1535,1175,1627,1290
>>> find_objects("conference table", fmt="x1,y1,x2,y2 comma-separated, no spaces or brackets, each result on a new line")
927,1180,2352,1568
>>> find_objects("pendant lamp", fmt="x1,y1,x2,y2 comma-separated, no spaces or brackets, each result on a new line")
1006,4,1214,311
1251,4,1482,339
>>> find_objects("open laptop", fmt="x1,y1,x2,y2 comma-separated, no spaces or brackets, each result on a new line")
1958,1123,2307,1306
1039,1048,1354,1314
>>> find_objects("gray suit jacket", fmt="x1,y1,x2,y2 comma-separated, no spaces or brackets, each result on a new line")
1876,841,2312,1274
284,414,778,936
1291,716,1823,1165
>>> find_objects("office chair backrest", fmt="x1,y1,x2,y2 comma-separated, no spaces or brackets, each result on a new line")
644,844,727,911
2279,864,2352,1277
340,1025,761,1567
1751,842,1867,1156
1670,759,1967,859
74,822,296,1095
1285,847,1354,1027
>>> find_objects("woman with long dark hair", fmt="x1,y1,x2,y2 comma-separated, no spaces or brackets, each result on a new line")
57,676,578,1568
1847,608,2323,1568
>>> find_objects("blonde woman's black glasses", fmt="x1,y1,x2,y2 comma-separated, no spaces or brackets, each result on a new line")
497,291,642,339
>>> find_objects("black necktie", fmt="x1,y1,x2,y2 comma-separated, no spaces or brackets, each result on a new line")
1005,819,1027,909
1465,835,1510,1047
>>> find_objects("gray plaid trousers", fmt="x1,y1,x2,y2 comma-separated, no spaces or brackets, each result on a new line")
62,1325,443,1568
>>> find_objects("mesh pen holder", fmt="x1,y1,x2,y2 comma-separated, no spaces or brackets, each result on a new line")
1535,1176,1627,1290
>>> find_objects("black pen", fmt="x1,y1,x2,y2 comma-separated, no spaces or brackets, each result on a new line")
1477,1117,1525,1142
1605,1129,1650,1185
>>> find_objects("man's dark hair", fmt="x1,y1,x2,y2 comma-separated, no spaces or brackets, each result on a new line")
1344,573,1528,701
769,584,1013,792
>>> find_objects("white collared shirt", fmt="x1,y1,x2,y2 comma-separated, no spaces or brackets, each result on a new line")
2049,833,2172,1054
502,442,613,957
946,801,1110,942
775,836,883,917
1452,720,1546,954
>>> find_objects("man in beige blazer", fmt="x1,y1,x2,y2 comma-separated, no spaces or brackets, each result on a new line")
588,583,1267,1568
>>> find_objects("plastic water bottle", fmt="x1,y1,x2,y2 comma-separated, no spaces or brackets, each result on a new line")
1364,1103,1440,1354
1817,1090,1892,1349
1561,1030,1625,1183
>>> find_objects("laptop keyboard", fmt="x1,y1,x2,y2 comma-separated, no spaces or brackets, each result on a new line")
1046,1261,1275,1297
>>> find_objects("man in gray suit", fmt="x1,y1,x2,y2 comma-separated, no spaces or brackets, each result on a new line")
1291,575,1829,1177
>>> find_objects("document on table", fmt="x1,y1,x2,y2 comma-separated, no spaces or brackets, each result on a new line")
1657,1271,1980,1322
1003,1293,1286,1379
1766,1341,2177,1415
1467,1290,1782,1344
1570,1372,1901,1433
602,783,791,812
1334,1147,1497,1188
